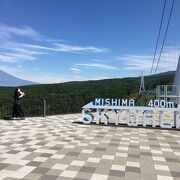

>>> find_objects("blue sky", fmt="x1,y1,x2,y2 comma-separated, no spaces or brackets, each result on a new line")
0,0,179,83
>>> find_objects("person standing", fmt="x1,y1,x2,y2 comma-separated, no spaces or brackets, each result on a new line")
12,88,25,120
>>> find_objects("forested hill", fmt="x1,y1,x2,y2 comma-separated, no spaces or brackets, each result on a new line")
0,71,175,100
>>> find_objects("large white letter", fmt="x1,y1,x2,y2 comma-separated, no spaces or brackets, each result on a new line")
82,109,94,124
113,109,121,125
122,99,127,106
129,99,135,106
127,110,139,126
143,110,156,127
105,98,110,106
111,99,118,106
93,98,101,106
95,109,109,125
175,111,180,128
159,111,172,128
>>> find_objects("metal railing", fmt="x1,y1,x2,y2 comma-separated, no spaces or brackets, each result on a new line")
0,96,44,119
156,85,180,104
0,95,94,119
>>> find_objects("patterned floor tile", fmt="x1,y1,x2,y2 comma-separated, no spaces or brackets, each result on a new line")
0,113,179,179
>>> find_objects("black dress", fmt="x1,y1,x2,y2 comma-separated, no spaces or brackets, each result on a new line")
12,92,24,118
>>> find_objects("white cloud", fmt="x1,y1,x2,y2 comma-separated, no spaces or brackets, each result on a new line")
0,24,41,39
116,48,179,74
0,47,38,63
0,42,48,62
4,52,36,60
70,67,81,73
76,63,118,70
0,24,109,63
116,54,153,70
0,41,109,63
0,54,17,62
54,43,109,53
11,71,107,84
0,65,23,74
15,43,57,51
2,42,45,54
14,42,109,53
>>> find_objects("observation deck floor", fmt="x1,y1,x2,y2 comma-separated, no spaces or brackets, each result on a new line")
0,114,180,180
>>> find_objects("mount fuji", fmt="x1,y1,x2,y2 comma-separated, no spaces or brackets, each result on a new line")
0,70,36,87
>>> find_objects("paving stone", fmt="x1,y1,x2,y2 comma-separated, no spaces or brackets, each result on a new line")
125,172,140,180
109,170,125,177
39,175,58,180
80,166,96,173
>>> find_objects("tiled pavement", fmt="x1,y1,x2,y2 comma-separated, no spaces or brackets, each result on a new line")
0,114,180,180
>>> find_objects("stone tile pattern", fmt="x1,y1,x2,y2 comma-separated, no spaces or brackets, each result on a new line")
0,114,180,180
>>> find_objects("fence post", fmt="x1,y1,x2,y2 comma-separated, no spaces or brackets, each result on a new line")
43,99,46,117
